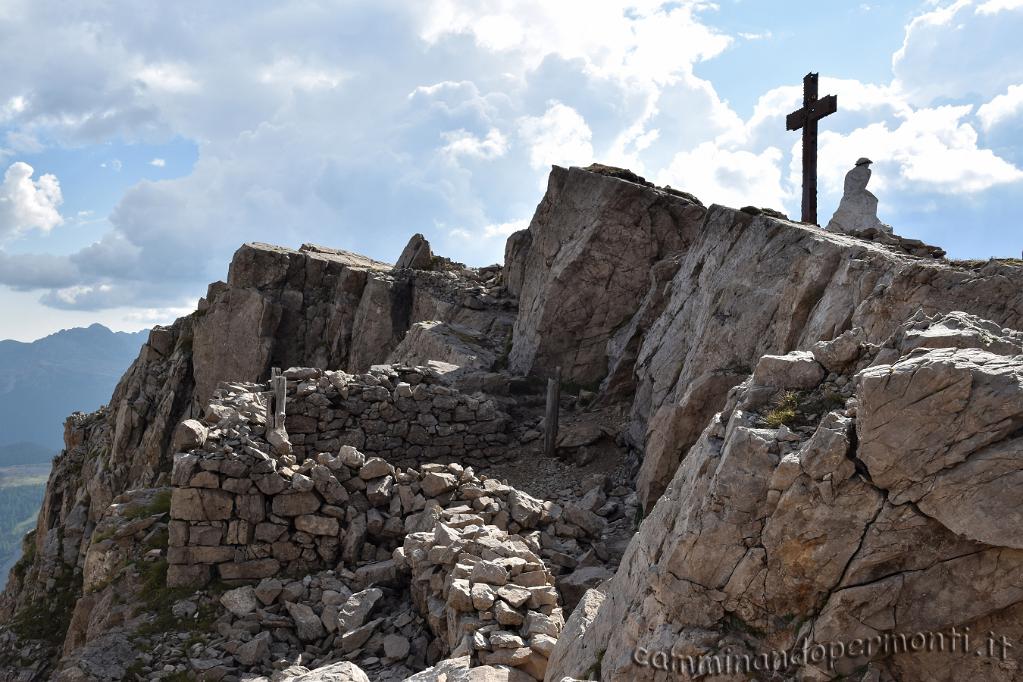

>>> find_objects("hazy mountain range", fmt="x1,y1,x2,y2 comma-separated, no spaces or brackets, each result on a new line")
0,324,149,455
0,324,147,575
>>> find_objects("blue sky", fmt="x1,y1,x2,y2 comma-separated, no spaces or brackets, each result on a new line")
0,0,1021,341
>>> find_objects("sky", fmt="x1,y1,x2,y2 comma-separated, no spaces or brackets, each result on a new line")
0,0,1021,342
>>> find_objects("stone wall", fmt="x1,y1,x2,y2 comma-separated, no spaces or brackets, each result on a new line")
282,364,516,468
162,371,607,680
165,370,597,590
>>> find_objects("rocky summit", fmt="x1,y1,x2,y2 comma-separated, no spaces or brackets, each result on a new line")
1,163,1022,682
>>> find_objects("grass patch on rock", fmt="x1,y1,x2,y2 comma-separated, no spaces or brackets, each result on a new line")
763,392,799,428
126,489,172,521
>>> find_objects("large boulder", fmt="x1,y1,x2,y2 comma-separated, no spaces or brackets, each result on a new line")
396,233,433,270
388,320,496,371
506,165,704,387
285,662,370,682
547,313,1023,681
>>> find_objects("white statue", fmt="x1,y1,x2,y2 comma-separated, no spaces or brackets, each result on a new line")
826,158,893,236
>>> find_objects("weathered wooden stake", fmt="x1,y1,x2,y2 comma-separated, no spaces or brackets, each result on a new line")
267,367,287,430
544,366,561,458
272,367,287,430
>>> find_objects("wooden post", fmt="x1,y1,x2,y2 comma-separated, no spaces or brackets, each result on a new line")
544,366,561,458
271,367,286,430
266,368,277,427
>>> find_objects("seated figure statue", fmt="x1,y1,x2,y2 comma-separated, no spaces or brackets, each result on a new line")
825,157,893,236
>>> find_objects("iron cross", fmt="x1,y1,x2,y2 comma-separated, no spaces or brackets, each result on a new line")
786,72,837,225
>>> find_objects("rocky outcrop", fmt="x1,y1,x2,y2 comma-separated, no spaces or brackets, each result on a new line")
628,204,1023,509
396,234,434,271
546,311,1023,681
5,160,1023,682
0,242,518,677
37,365,618,681
506,165,705,388
389,322,499,374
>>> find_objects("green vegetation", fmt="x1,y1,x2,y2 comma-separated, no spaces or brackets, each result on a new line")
144,526,170,551
10,530,36,580
0,483,46,577
764,392,800,428
136,559,190,634
90,527,117,544
124,660,147,679
126,489,172,520
10,565,80,643
492,333,514,372
135,559,218,638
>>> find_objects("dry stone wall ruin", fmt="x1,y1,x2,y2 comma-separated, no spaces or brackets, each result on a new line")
160,365,606,680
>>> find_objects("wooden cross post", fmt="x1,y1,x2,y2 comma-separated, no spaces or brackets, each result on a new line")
786,72,837,225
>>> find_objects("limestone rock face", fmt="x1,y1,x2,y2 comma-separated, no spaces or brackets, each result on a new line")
396,233,434,270
507,165,705,387
546,312,1023,682
826,158,892,237
502,230,532,299
629,204,1023,509
389,321,497,372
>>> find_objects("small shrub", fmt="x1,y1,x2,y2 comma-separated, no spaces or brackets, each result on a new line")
764,392,799,428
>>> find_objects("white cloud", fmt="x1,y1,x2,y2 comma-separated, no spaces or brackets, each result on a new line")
100,159,122,171
0,0,1019,327
657,144,789,210
817,105,1023,194
0,95,27,123
149,157,166,167
976,0,1023,14
448,217,527,242
977,84,1023,130
441,128,508,161
419,1,731,86
892,0,1023,106
5,129,43,153
136,63,200,93
122,303,197,325
518,102,593,170
0,162,64,240
483,218,528,238
258,58,347,91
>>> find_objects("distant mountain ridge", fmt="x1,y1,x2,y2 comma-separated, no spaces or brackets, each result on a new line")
0,324,148,451
0,443,54,467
